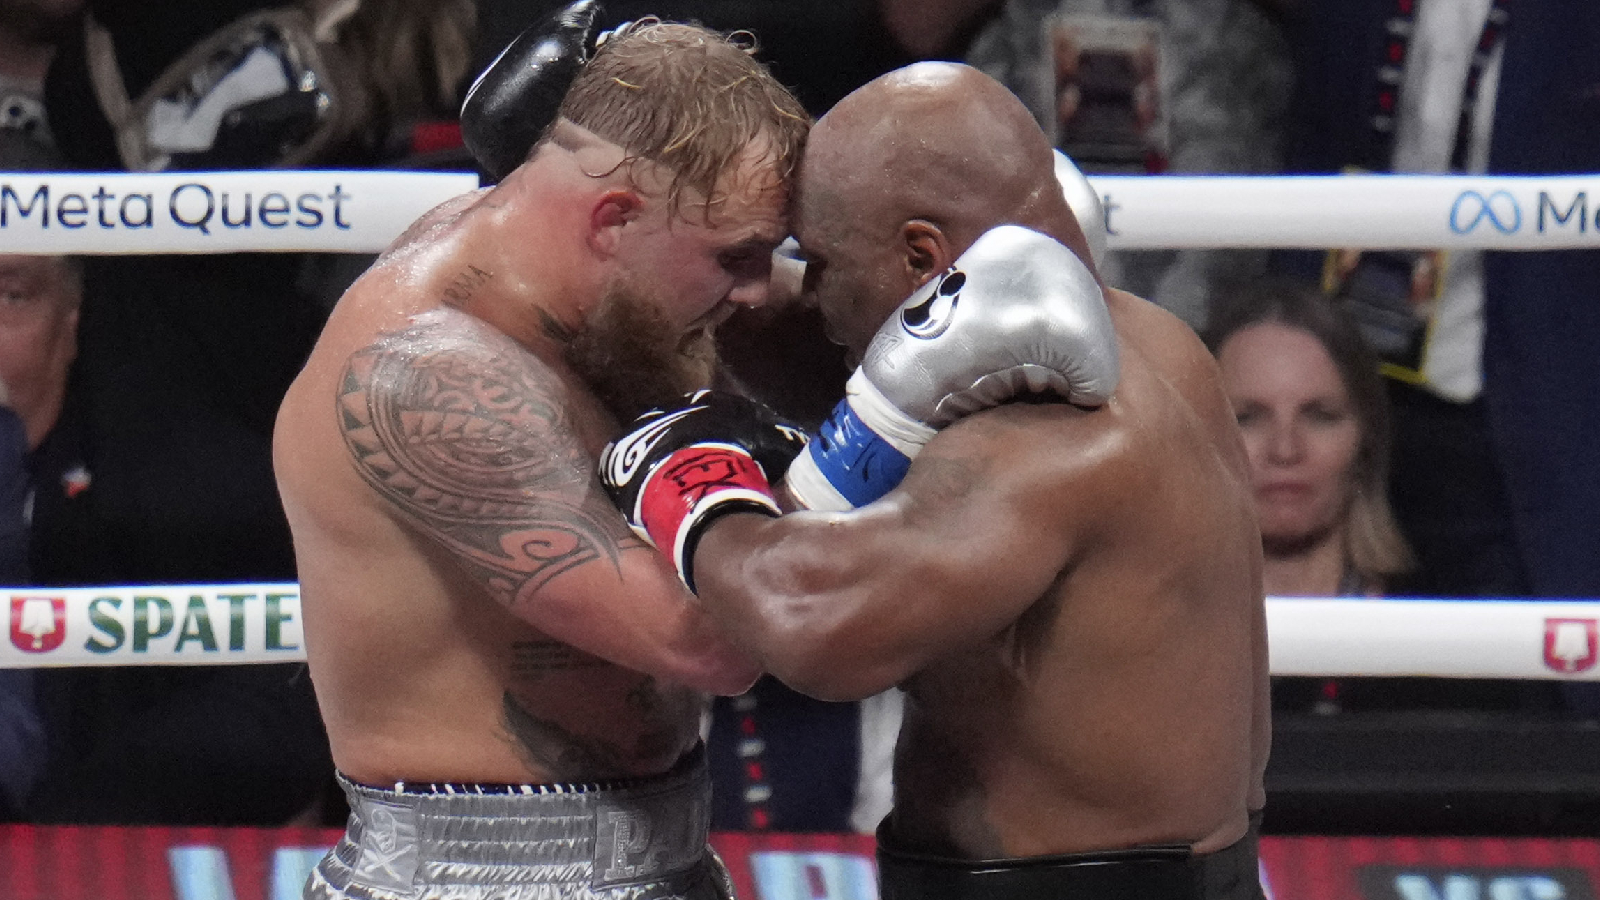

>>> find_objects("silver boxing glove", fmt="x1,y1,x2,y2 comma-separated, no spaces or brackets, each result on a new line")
1054,149,1107,270
786,224,1120,511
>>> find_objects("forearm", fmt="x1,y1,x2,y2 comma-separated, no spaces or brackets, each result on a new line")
527,547,762,696
692,510,909,701
657,593,764,696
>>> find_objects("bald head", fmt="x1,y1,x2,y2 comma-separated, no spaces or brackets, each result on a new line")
799,63,1092,266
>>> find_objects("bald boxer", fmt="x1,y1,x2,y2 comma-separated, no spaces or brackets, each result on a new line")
273,18,808,900
605,63,1268,900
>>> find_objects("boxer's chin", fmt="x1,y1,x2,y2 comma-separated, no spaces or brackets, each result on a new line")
565,280,719,422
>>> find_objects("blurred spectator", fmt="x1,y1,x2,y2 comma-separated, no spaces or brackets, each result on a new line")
22,0,475,826
0,0,82,147
1263,1,1599,820
1204,277,1412,599
0,127,77,544
1478,3,1600,605
1275,0,1531,602
0,376,45,822
0,134,78,457
0,127,72,821
1272,0,1600,611
0,380,26,579
965,0,1295,328
1480,0,1600,718
1206,277,1563,719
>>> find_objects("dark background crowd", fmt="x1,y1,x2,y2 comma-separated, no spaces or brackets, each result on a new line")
1,0,1598,837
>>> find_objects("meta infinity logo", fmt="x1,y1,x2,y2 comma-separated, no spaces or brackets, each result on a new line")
1450,190,1523,235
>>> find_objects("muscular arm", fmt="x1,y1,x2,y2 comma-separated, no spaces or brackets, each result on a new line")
693,402,1117,701
337,310,758,694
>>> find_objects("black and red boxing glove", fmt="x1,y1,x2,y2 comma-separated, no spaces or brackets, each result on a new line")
599,391,808,592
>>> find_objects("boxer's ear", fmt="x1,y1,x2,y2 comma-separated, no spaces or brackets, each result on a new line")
900,220,952,289
587,189,643,256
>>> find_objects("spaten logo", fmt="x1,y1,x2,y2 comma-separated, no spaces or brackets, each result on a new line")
1545,618,1598,674
10,596,65,653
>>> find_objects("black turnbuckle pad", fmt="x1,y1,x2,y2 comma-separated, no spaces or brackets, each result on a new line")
460,0,603,182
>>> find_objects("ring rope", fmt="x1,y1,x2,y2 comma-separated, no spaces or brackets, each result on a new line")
0,586,1596,678
2,171,1598,253
0,171,478,255
1091,173,1600,250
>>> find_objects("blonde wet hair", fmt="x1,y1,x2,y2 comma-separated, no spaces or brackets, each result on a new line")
556,20,809,216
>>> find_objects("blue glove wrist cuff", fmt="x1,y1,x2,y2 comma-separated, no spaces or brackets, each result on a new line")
785,396,912,511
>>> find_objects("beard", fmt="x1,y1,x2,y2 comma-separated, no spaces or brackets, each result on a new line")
563,273,719,422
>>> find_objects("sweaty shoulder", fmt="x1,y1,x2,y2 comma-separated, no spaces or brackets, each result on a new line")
917,291,1245,531
1106,289,1218,386
378,188,492,264
1104,289,1241,456
907,395,1137,554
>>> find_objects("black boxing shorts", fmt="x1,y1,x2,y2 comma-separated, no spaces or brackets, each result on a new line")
875,811,1265,900
306,744,732,900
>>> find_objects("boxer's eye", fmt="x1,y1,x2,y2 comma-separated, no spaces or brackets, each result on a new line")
719,249,771,280
1234,404,1267,428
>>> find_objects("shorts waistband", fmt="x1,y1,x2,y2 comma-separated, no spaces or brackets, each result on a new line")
318,748,712,896
875,811,1264,900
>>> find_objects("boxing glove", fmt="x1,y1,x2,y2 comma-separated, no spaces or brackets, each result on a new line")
785,224,1119,512
1054,149,1108,269
599,391,808,592
460,0,602,182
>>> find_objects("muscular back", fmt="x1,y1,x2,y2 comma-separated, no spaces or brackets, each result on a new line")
273,195,750,788
694,289,1267,858
890,290,1267,857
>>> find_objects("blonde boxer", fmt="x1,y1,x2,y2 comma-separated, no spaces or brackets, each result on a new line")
275,12,807,899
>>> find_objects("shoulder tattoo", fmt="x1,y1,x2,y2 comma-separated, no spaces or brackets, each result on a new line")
441,265,493,310
337,313,637,605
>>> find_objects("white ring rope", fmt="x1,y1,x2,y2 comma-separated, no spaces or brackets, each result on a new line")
0,171,478,254
1092,173,1600,251
0,586,1596,679
2,171,1599,253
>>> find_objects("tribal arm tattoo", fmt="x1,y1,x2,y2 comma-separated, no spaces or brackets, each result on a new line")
337,311,642,608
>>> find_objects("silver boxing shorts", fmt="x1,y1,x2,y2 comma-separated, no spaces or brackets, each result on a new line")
305,748,729,900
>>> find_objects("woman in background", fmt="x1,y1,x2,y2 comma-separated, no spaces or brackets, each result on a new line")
1204,277,1413,599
